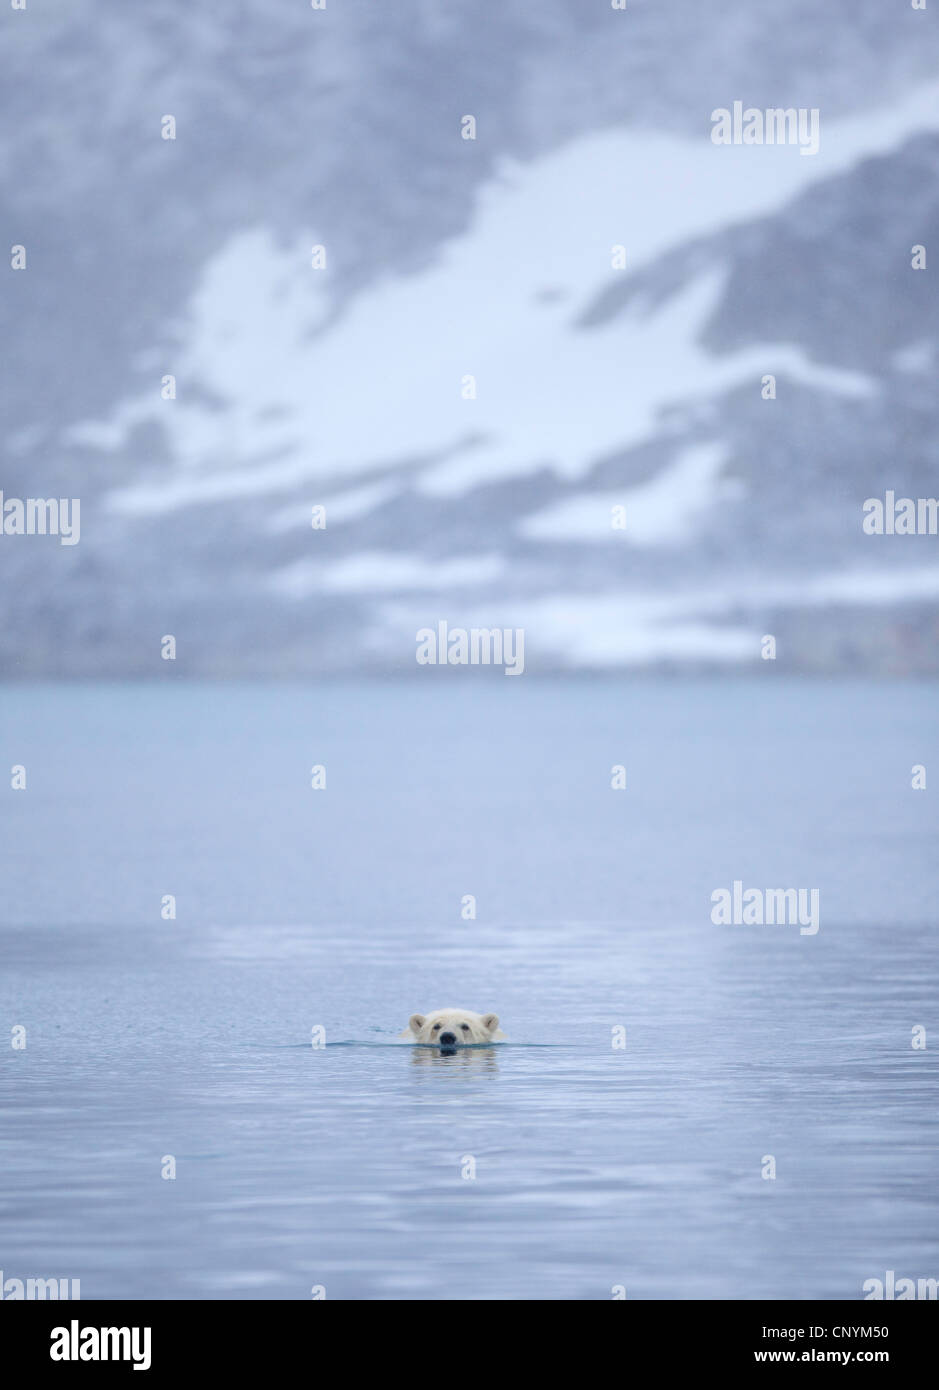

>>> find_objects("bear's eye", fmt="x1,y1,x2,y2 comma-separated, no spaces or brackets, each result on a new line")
432,1023,440,1030
461,1024,470,1031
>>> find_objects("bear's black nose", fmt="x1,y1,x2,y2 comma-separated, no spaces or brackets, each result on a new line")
439,1031,457,1045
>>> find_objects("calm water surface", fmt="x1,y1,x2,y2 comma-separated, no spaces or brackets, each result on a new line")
1,680,937,1299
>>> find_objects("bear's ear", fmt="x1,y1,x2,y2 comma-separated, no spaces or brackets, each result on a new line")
482,1014,499,1034
408,1014,427,1035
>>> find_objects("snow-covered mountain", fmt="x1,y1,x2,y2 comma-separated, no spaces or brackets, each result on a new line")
2,1,938,674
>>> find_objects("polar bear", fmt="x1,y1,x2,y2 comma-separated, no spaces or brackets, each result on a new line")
403,1009,506,1046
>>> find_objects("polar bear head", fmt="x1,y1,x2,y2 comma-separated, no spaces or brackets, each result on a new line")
406,1009,503,1046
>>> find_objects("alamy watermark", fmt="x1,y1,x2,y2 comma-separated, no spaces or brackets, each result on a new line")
711,103,820,156
862,492,938,535
416,621,525,676
2,1271,80,1299
50,1322,151,1371
863,1271,938,1300
0,493,80,544
711,880,819,935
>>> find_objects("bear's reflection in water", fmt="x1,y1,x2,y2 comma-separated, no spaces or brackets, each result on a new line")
409,1045,500,1070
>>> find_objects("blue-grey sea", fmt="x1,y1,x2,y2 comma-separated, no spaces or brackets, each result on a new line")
1,679,937,1300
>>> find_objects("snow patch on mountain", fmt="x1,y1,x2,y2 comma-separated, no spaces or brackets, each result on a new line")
269,551,505,598
517,442,736,544
375,567,939,669
96,80,939,520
